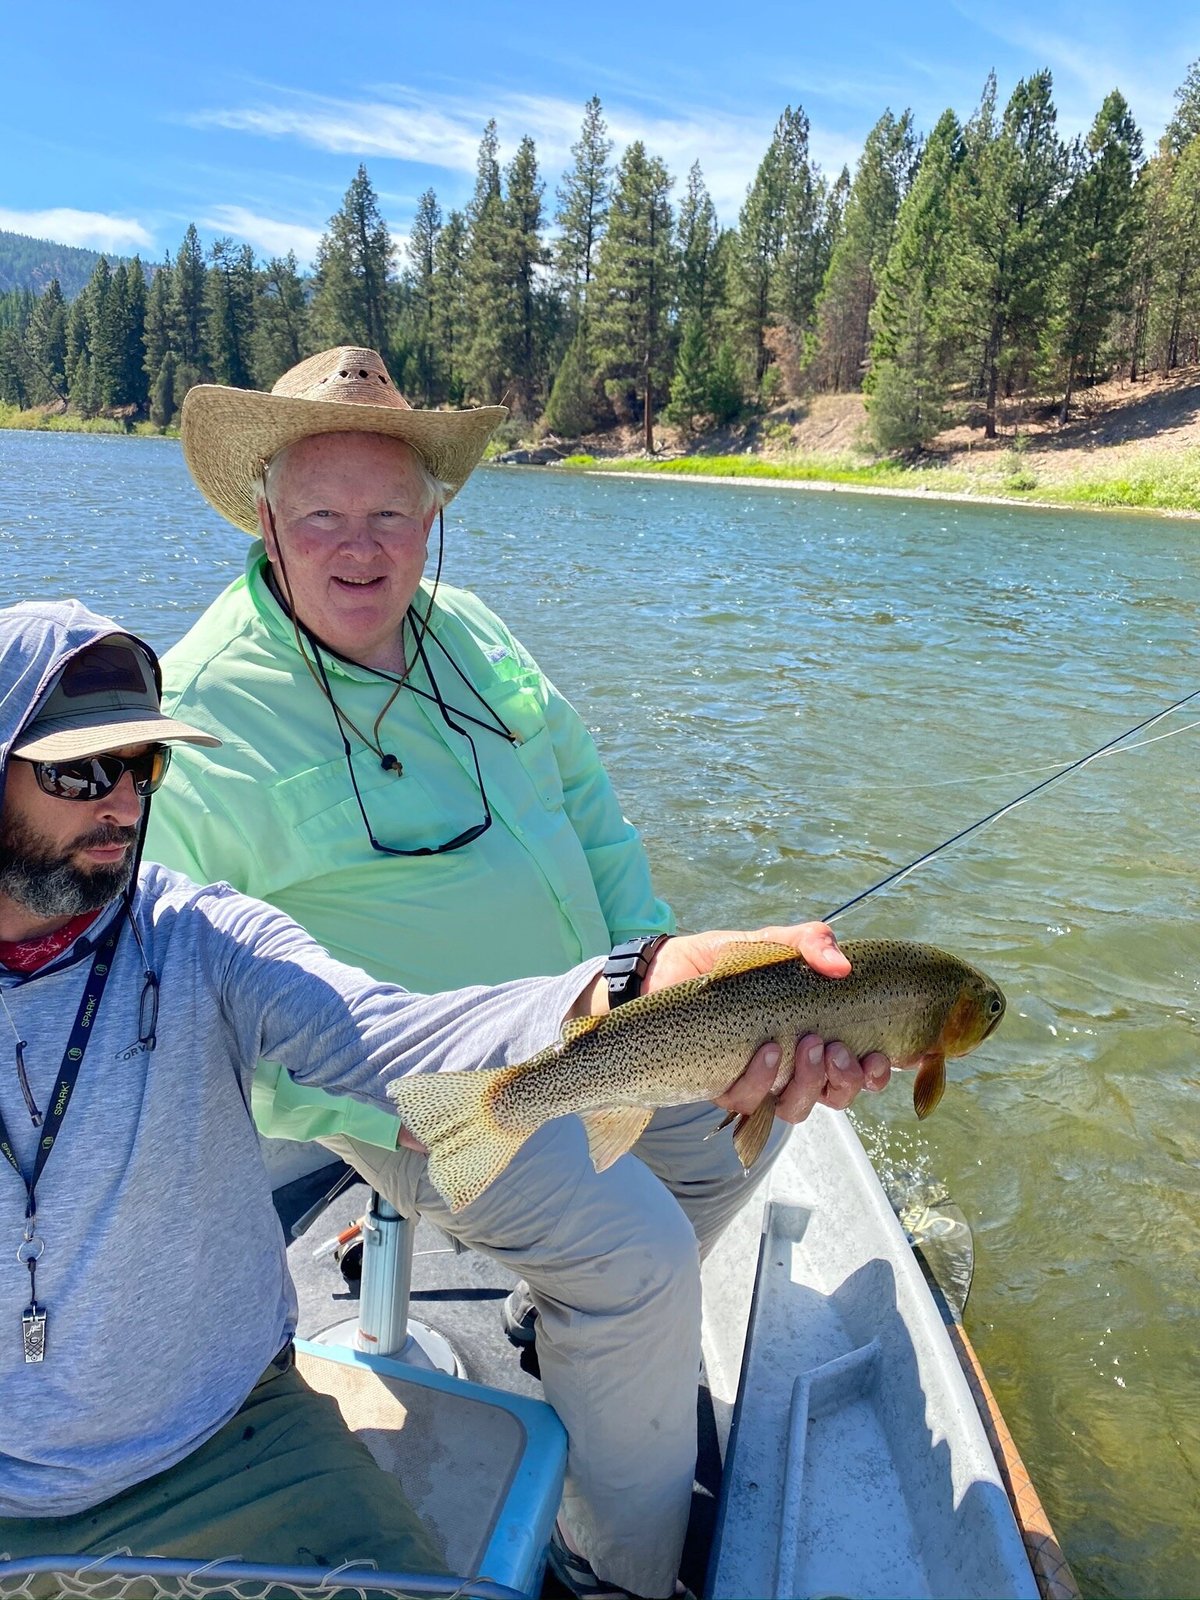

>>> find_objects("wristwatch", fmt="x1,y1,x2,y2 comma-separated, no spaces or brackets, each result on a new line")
603,935,670,1008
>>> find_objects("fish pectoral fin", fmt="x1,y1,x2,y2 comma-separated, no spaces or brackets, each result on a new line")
913,1051,947,1120
731,1096,778,1168
579,1106,655,1172
709,940,799,980
706,1110,738,1140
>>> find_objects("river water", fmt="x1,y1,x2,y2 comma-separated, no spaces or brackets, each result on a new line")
2,430,1198,1598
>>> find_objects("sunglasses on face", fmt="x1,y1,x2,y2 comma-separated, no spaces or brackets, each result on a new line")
25,746,172,802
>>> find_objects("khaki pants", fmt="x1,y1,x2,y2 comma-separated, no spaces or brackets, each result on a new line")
0,1348,443,1599
324,1101,790,1599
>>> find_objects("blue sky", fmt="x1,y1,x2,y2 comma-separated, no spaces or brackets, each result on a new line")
3,1,1196,269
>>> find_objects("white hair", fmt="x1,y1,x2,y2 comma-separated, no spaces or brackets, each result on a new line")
252,433,452,518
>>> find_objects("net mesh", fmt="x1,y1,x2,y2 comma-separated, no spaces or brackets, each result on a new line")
0,1557,499,1600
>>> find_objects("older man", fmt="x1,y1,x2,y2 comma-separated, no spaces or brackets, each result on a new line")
147,348,890,1600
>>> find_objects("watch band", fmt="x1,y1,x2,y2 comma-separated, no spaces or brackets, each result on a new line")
603,935,669,1008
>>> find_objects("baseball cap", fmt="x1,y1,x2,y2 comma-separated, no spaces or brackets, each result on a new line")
12,635,221,761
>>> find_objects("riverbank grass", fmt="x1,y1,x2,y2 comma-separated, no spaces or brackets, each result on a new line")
0,403,170,437
556,448,1200,515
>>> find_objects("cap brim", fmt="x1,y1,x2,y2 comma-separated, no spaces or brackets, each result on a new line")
13,713,221,761
182,385,508,535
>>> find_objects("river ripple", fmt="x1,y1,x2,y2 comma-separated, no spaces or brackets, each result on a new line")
3,431,1199,1599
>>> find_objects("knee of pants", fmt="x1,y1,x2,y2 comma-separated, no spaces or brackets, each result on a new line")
600,1180,702,1323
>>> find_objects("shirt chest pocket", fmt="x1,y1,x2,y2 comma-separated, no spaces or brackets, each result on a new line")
485,673,566,814
509,724,566,812
279,756,473,865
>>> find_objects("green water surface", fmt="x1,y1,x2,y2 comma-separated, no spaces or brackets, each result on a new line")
3,432,1198,1598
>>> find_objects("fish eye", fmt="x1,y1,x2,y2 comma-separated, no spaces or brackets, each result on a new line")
988,996,1003,1016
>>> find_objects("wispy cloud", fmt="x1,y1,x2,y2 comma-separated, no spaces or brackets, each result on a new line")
944,5,1180,138
186,83,802,222
200,204,324,265
0,207,153,252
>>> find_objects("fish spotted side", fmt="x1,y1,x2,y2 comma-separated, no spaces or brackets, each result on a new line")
387,938,1006,1213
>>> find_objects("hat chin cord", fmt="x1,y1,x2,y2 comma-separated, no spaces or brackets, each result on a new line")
263,501,448,774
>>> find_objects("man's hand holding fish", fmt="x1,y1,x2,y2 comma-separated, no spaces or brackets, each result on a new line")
572,919,893,1122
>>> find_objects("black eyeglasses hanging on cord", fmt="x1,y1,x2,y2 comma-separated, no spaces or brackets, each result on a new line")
264,501,519,856
307,629,503,857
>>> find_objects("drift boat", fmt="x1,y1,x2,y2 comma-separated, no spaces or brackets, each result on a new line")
0,1108,1076,1600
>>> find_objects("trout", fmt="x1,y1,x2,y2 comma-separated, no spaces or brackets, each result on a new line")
387,938,1006,1213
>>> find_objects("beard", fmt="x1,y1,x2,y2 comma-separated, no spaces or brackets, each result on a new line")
0,814,138,921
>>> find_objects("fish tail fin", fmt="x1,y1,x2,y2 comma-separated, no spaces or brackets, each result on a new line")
387,1068,533,1213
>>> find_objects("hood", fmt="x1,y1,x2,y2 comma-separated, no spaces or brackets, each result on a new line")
0,599,163,819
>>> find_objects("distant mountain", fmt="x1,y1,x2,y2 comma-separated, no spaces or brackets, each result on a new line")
0,230,156,299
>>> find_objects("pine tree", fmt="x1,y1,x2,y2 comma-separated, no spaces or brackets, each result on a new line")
707,340,744,425
1147,136,1200,371
311,165,396,355
205,238,256,389
664,314,713,433
431,210,468,404
462,121,517,404
406,189,441,403
504,136,550,415
809,110,918,392
150,349,178,430
1125,154,1170,380
86,257,123,412
543,329,598,436
1164,58,1200,153
142,256,176,417
591,141,675,453
867,109,964,453
1055,92,1143,419
172,224,209,388
947,71,1070,437
735,121,788,388
253,253,309,387
555,97,612,332
65,295,91,414
772,107,828,340
24,279,68,403
119,259,149,413
676,163,720,324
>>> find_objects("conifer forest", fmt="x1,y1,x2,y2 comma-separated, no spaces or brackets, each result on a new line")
4,64,1200,456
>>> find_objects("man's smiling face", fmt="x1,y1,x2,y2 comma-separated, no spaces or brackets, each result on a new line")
259,432,438,673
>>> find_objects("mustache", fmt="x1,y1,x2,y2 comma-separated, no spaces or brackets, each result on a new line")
73,824,139,851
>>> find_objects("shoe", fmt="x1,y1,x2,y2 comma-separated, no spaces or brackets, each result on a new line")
501,1281,538,1346
545,1526,696,1600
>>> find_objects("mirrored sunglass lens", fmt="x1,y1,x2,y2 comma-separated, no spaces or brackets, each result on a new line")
36,758,112,799
36,747,170,800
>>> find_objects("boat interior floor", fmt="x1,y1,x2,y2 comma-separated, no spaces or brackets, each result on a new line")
277,1161,723,1599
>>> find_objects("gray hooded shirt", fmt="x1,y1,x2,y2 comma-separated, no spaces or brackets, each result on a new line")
0,600,594,1519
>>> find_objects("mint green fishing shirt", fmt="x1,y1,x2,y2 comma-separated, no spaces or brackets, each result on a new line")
147,547,674,1150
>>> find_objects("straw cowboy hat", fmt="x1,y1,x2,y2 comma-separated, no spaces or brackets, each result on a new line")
181,347,508,534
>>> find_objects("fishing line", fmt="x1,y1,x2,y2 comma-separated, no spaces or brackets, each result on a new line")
822,688,1200,925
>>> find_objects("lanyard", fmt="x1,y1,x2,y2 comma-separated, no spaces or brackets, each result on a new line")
0,917,122,1363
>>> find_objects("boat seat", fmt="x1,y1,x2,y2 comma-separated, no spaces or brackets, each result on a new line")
0,1341,566,1600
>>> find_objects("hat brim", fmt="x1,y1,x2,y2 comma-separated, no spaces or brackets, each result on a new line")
14,712,221,762
181,385,508,535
